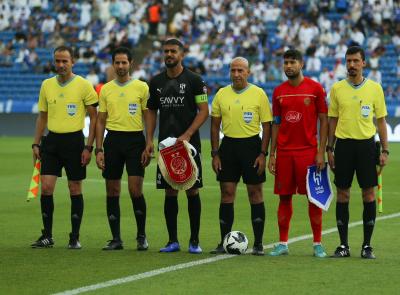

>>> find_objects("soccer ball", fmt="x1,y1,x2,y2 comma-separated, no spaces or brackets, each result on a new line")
223,231,249,255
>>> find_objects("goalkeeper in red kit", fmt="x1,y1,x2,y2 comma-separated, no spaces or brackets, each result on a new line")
268,49,329,258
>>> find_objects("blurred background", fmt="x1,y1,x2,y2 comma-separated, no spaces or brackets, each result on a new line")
0,0,399,139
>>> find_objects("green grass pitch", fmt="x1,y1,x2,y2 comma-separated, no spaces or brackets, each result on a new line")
0,137,399,294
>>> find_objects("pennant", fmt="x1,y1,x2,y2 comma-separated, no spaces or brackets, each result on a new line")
306,164,333,211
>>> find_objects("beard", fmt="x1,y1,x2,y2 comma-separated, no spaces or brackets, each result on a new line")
165,59,179,68
285,70,300,79
347,69,357,76
116,69,129,77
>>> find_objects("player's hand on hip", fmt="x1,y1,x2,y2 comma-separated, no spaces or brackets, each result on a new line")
254,154,266,175
96,152,105,170
327,151,335,171
315,151,325,172
141,150,151,167
81,149,91,166
212,155,222,174
268,155,276,175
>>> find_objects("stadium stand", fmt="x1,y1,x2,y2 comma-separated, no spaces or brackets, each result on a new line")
0,0,399,115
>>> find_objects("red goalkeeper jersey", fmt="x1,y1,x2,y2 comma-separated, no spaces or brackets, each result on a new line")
272,77,327,151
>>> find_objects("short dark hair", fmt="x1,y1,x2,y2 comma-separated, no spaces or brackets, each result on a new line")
345,46,365,61
112,47,133,62
163,38,184,50
54,45,74,59
283,49,303,61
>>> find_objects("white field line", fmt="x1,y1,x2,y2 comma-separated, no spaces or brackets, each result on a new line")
52,212,400,295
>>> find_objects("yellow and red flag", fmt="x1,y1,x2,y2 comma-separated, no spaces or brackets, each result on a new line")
27,159,41,201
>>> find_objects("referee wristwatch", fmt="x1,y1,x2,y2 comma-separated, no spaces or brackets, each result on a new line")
31,143,40,149
95,148,103,155
382,149,389,155
326,146,334,153
84,145,93,153
211,150,219,158
260,151,268,157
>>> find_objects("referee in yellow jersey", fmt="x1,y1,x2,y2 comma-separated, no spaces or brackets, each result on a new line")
210,57,272,256
96,47,151,251
31,45,98,249
327,46,389,259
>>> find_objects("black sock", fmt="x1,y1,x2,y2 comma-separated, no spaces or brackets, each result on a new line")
40,194,54,237
106,196,120,240
219,203,234,243
70,194,83,236
336,202,349,246
164,195,178,242
363,200,376,246
251,202,265,246
187,194,201,244
131,195,146,237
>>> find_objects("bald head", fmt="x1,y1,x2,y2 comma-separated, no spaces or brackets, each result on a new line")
230,57,250,90
230,57,249,69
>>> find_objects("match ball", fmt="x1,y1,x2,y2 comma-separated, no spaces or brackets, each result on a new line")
223,231,248,255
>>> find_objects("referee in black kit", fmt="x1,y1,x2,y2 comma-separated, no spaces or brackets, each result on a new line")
145,38,209,253
96,47,152,251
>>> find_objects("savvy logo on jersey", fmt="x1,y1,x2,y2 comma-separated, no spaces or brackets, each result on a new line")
67,104,77,116
285,111,302,123
160,96,185,106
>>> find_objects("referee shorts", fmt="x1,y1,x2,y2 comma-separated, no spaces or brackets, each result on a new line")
274,148,316,195
217,135,265,185
334,137,378,189
40,131,85,181
103,131,146,180
156,149,203,190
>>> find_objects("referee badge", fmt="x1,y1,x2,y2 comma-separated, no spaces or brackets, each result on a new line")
67,104,77,116
243,112,253,123
129,103,138,115
360,105,370,118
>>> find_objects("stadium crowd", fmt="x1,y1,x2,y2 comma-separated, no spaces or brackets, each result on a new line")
0,0,399,101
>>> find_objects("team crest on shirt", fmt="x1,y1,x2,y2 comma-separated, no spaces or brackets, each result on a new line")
67,104,77,116
243,112,253,123
179,83,186,94
304,97,311,106
129,103,138,115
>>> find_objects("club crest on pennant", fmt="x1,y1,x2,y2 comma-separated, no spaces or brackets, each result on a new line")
243,112,253,123
129,103,138,115
67,104,77,116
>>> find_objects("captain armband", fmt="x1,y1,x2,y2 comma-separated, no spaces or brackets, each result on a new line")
195,94,208,103
273,116,281,124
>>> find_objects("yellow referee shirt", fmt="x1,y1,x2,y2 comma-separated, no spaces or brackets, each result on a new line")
328,79,387,139
99,79,149,131
38,75,98,133
211,84,272,138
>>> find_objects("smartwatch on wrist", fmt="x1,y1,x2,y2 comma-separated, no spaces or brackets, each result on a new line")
326,146,334,153
211,150,219,157
84,145,93,153
95,148,103,155
382,149,389,156
260,151,268,157
31,143,40,149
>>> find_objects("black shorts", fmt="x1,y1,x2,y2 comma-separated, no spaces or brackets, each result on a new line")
156,150,203,190
103,131,146,180
217,135,266,184
334,137,378,189
40,131,85,181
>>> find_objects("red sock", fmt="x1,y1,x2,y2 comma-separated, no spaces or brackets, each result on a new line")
277,196,293,242
308,202,323,243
